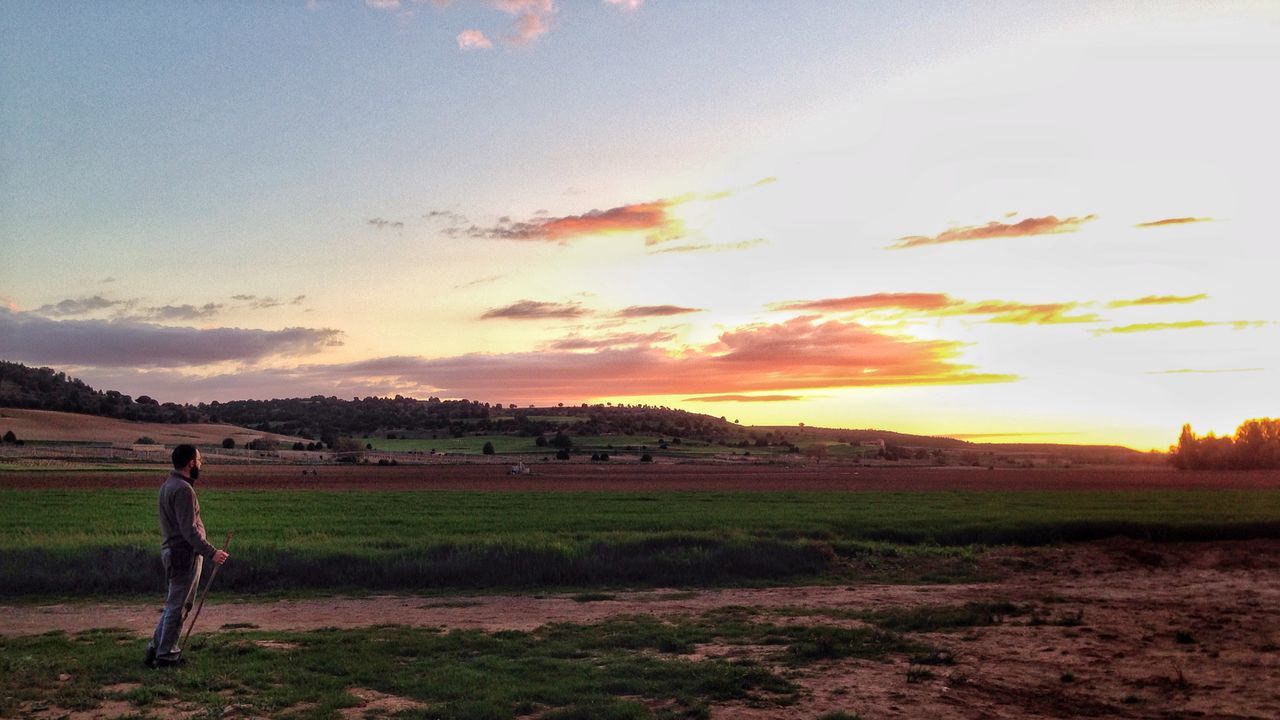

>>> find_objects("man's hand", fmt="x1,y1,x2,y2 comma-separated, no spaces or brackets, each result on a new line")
213,549,229,565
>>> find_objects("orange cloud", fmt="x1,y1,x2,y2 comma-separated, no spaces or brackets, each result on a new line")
890,214,1097,249
1134,217,1214,228
614,305,702,318
1106,294,1208,308
496,0,554,45
772,292,955,313
1095,320,1269,334
772,293,1099,325
480,300,589,320
455,198,686,245
170,317,1012,402
684,394,808,403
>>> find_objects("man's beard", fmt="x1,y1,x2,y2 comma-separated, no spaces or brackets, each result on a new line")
189,467,200,482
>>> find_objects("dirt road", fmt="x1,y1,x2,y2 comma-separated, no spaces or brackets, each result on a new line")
4,540,1280,719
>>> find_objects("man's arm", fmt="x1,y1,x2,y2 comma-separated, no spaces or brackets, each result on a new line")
174,485,218,560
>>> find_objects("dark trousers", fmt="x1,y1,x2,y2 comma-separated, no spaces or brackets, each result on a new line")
148,548,203,660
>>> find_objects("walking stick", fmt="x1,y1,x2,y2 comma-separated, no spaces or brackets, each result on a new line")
181,532,233,650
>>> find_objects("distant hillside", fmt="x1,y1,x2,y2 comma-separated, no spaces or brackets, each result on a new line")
1,359,1148,458
0,408,306,446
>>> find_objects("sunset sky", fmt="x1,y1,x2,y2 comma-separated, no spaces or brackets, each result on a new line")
2,1,1277,450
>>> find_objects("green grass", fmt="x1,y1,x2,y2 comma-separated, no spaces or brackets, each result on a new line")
3,489,1280,595
0,610,932,719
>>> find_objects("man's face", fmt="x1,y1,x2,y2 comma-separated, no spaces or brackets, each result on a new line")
188,450,203,480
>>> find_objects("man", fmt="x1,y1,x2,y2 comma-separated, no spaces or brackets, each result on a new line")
144,444,229,668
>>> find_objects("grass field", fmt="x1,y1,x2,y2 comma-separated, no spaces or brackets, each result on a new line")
3,488,1280,595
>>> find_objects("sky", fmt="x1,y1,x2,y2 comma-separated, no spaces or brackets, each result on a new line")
2,1,1277,450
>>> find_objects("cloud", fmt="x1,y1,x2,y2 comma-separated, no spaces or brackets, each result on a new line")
457,29,493,50
480,300,590,320
365,0,401,9
1095,320,1269,334
890,214,1097,249
135,303,223,322
613,305,702,318
453,274,505,289
231,295,293,311
367,217,405,230
771,292,1100,325
1134,217,1214,228
108,316,1010,403
604,0,643,10
648,238,767,255
772,292,955,314
0,309,342,368
1106,294,1208,308
1146,368,1264,375
684,394,806,403
495,0,555,45
33,296,127,317
544,330,675,351
454,197,687,246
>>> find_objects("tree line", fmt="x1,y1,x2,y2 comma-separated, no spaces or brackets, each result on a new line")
1171,418,1280,469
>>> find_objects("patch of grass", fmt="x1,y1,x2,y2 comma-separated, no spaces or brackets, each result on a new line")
5,488,1280,595
572,592,617,603
1,613,812,720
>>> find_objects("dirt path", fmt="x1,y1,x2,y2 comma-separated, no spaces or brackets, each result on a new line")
4,540,1280,719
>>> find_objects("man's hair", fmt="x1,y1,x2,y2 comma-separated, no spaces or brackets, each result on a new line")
172,444,198,470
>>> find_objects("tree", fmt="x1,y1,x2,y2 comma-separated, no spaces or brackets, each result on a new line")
535,435,548,447
2,430,15,443
551,432,573,449
221,437,236,450
640,453,653,462
482,441,495,455
555,449,571,460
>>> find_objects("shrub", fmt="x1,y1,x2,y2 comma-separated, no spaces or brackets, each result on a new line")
135,436,156,445
292,442,306,451
2,430,15,443
535,435,548,447
640,453,653,462
221,437,236,449
482,441,496,455
555,449,571,460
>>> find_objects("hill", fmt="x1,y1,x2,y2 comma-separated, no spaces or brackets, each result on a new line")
0,408,306,446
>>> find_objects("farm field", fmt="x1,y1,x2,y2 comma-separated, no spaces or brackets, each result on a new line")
360,433,782,456
4,465,1280,718
0,407,306,446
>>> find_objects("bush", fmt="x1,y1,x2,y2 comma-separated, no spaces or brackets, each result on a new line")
640,453,653,462
292,442,306,451
135,436,156,445
221,437,236,450
535,435,548,447
482,441,496,455
555,449,571,461
2,430,15,444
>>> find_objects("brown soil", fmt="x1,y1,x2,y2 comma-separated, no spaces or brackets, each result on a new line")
4,463,1279,492
4,540,1279,718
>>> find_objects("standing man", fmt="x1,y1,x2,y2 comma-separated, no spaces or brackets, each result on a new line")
144,444,229,669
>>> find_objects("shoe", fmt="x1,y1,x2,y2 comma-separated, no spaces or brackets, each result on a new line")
143,647,157,669
154,656,187,669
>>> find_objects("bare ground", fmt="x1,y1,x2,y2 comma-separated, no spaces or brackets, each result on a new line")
4,540,1280,718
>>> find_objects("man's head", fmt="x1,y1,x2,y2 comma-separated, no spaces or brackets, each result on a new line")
171,444,202,480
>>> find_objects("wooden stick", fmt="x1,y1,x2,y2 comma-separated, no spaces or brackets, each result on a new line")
181,532,233,650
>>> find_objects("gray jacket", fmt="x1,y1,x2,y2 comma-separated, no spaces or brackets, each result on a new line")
158,470,217,560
